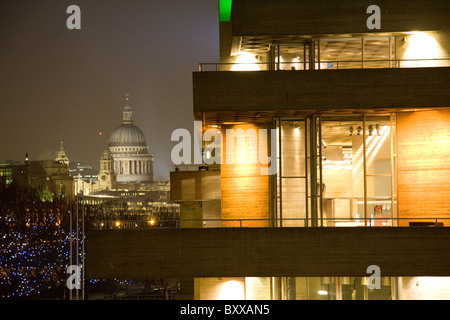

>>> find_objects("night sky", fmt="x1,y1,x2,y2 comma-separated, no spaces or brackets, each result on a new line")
0,0,219,180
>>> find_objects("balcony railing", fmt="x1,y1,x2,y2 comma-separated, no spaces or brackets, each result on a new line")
91,217,449,229
198,58,450,72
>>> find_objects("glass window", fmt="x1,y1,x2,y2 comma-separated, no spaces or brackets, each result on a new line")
277,119,307,226
275,114,396,227
321,117,365,226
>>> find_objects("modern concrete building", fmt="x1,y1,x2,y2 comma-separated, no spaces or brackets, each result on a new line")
87,0,450,300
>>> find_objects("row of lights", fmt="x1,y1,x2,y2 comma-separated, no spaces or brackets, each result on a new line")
99,219,156,229
349,124,381,136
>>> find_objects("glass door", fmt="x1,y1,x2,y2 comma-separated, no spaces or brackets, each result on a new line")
319,114,397,226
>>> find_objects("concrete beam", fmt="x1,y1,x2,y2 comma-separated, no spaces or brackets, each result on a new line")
231,0,445,36
193,68,450,114
86,227,450,279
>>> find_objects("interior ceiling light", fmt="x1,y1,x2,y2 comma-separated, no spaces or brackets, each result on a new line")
231,53,260,71
403,32,442,67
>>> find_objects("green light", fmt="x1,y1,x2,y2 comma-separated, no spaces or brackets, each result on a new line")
219,0,232,22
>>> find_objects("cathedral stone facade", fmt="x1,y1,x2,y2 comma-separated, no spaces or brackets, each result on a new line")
97,96,154,190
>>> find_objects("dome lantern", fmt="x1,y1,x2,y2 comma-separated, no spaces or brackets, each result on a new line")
123,93,133,124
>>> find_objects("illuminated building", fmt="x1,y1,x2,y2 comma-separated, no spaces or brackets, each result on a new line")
0,159,17,191
95,141,116,191
103,94,154,186
83,95,177,222
70,162,98,195
2,143,74,201
81,95,156,195
86,0,450,300
54,141,69,166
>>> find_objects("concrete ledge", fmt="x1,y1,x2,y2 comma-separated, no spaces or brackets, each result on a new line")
231,0,444,36
86,227,450,279
193,68,450,113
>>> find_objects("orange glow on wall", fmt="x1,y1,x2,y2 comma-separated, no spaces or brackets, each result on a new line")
221,124,270,227
397,109,450,226
401,32,445,67
231,53,261,71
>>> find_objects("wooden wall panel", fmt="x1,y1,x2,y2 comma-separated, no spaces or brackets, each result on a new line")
397,110,450,226
180,201,203,228
170,170,221,201
221,124,270,227
202,200,222,228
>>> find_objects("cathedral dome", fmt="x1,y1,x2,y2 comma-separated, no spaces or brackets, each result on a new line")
108,94,148,148
109,123,147,147
98,95,154,186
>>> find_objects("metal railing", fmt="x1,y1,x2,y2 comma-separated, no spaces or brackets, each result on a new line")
91,217,449,230
198,58,450,72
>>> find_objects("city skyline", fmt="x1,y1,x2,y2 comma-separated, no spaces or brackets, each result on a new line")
2,0,450,304
0,0,219,181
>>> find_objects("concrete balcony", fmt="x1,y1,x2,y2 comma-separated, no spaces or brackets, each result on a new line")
85,227,450,279
193,67,450,119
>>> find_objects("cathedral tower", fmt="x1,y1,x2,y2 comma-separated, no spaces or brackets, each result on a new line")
97,140,116,190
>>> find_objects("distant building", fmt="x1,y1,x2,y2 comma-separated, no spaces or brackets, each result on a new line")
0,159,19,189
69,162,98,182
70,161,98,196
74,95,155,194
55,141,69,166
1,144,74,202
103,94,154,187
81,95,179,221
